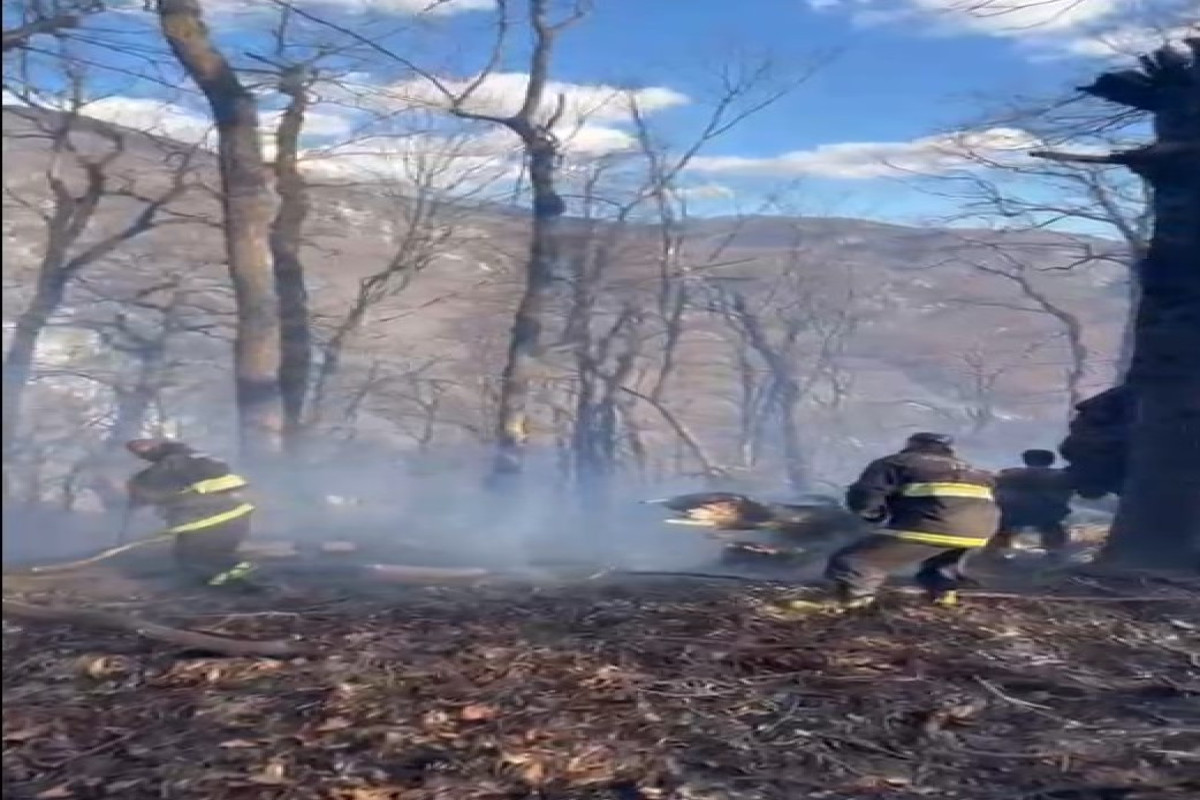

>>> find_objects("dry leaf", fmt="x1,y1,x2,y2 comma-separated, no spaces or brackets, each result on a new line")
247,761,291,785
460,704,498,721
218,739,260,749
35,786,74,799
3,727,46,742
315,717,354,732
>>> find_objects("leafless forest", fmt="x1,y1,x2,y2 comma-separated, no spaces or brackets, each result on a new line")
2,3,1198,799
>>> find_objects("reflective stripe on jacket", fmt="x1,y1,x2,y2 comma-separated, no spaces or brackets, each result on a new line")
129,453,253,533
846,449,1000,545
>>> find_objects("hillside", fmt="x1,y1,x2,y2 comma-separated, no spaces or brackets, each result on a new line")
1,105,1129,492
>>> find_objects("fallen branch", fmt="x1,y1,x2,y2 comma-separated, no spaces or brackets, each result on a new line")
2,600,304,658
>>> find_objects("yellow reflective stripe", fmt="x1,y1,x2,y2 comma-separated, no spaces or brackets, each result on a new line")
901,482,994,500
167,503,255,534
187,474,248,494
209,561,256,586
888,529,990,548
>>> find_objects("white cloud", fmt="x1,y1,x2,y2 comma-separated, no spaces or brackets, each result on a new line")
303,133,518,192
260,108,357,139
75,97,359,148
384,72,690,128
1060,21,1200,58
688,128,1040,179
675,183,736,201
809,0,1199,57
180,0,494,16
470,121,637,155
81,97,215,143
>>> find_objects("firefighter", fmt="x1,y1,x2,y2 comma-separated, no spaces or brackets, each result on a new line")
806,432,999,611
986,449,1074,561
125,439,256,587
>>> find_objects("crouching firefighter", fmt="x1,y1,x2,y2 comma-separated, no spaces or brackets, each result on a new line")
817,432,999,611
125,439,257,587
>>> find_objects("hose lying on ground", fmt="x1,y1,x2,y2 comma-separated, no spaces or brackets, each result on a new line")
9,533,178,576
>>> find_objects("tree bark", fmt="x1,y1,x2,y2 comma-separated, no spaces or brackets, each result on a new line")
1089,41,1200,568
1,280,67,449
488,130,565,487
270,65,314,453
157,0,282,461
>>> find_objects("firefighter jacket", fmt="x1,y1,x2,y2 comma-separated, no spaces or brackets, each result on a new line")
996,466,1073,522
128,450,253,534
845,449,1000,548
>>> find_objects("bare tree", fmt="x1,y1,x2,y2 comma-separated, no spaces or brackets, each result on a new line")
939,129,1152,375
64,272,218,510
703,252,861,493
2,0,103,53
1033,38,1200,567
305,142,496,431
437,0,592,489
156,0,283,460
946,240,1093,414
1,98,192,454
264,60,318,452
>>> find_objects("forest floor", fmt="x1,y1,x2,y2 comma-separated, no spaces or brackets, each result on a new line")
3,561,1199,800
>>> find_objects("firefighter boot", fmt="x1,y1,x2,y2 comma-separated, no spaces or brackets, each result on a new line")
927,589,959,608
207,561,264,592
781,590,877,615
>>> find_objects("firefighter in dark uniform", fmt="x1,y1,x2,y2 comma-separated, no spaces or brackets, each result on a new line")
816,432,999,610
987,449,1074,560
125,439,256,586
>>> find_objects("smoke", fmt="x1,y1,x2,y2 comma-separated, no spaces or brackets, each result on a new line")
236,443,728,575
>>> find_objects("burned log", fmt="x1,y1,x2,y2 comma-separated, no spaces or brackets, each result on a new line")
646,492,866,569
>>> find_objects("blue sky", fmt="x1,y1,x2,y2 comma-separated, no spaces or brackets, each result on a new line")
6,0,1196,226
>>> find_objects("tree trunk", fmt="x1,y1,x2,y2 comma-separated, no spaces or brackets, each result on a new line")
487,135,564,488
157,0,282,462
1106,160,1200,566
775,381,807,494
271,66,314,453
1102,42,1200,568
1114,276,1141,380
1,282,63,450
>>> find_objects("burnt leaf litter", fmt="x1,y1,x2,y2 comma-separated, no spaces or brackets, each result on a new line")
3,564,1199,800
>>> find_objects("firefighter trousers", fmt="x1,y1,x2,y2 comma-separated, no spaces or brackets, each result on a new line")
825,533,970,601
171,515,252,585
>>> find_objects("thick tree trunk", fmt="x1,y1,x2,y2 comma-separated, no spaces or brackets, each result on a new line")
271,67,314,453
1106,159,1200,567
157,0,282,461
1102,42,1200,568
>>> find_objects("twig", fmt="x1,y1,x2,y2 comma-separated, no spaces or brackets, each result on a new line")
975,677,1054,711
